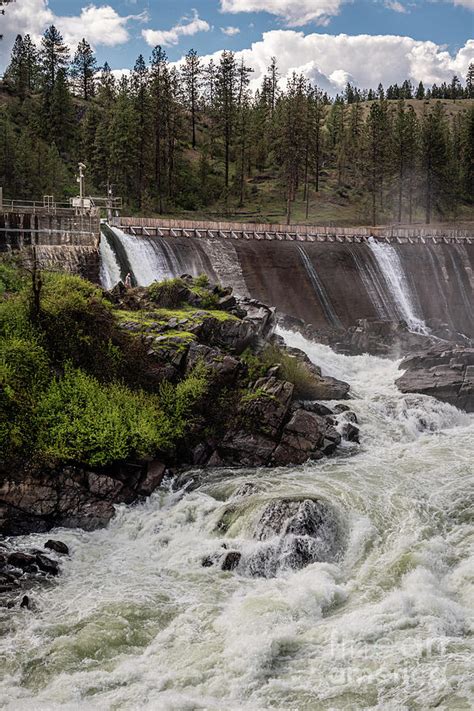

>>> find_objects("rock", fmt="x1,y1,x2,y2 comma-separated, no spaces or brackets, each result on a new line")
35,554,59,576
201,556,214,568
244,376,294,437
294,401,333,417
7,551,36,570
191,442,213,466
396,346,474,412
20,595,30,609
242,498,344,577
185,342,241,385
342,422,360,443
218,294,236,310
333,404,350,414
44,540,69,555
272,410,323,466
221,551,242,571
219,432,277,467
138,460,166,496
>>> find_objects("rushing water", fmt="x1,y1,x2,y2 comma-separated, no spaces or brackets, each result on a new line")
1,329,472,710
367,238,428,334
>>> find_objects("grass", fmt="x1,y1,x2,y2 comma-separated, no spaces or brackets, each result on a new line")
115,306,237,328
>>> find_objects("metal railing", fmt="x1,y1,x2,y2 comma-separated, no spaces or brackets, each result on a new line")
0,198,99,216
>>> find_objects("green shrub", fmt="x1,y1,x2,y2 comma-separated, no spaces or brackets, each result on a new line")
36,366,170,466
0,336,50,456
148,278,187,308
194,273,210,288
263,344,320,399
0,259,25,296
241,344,320,399
35,363,210,467
158,362,209,439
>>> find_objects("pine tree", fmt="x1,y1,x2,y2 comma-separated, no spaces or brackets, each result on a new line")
182,49,202,149
71,39,97,101
96,62,116,104
39,25,69,91
215,51,238,189
49,68,75,156
466,63,474,99
4,34,39,99
421,102,449,223
131,55,150,207
150,46,169,213
361,99,391,225
460,105,474,202
0,109,16,194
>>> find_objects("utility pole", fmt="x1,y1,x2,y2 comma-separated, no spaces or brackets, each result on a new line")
106,181,114,223
77,163,86,213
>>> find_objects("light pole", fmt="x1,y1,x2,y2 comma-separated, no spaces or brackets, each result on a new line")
77,163,86,213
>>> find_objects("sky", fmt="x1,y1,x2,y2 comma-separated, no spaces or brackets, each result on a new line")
1,0,473,94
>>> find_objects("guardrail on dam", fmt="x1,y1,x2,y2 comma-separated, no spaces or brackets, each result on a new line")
115,217,473,244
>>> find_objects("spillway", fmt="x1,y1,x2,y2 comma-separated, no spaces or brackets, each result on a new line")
100,225,474,337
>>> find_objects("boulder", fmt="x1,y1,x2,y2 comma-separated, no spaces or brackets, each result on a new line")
396,346,474,412
44,540,69,555
138,460,167,496
272,410,323,466
185,342,241,385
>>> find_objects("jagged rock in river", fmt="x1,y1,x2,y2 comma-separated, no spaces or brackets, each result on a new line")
278,314,472,359
0,461,167,535
208,497,345,578
396,346,474,412
0,542,61,610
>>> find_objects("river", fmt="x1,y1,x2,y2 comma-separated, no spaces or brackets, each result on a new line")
1,328,472,710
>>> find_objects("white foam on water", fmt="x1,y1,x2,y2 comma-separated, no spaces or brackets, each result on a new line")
99,232,121,290
1,330,472,710
368,238,429,334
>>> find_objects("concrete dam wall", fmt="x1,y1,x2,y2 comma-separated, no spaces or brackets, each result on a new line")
102,224,474,338
0,210,101,282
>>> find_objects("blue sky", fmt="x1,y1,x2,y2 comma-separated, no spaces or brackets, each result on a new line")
45,0,473,66
2,1,473,92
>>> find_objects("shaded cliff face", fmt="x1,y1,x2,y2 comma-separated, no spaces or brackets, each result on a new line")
102,227,474,337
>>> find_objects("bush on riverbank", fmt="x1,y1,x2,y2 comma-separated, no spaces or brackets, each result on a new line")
0,265,210,467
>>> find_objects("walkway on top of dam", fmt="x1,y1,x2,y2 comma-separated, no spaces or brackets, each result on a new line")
114,216,473,245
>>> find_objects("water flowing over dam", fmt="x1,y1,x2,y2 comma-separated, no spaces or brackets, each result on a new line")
101,224,474,337
1,329,472,709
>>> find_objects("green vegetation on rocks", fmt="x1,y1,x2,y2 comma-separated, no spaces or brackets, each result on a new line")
0,265,211,468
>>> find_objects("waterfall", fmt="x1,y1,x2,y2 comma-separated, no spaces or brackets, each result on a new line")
297,245,342,328
368,238,428,333
349,245,394,320
99,230,121,289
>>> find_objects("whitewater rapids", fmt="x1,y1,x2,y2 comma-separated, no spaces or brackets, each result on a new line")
0,330,472,710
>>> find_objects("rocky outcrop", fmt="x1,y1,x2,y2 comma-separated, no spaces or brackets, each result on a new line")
396,346,474,412
0,461,168,535
279,314,472,359
0,539,67,610
208,375,356,468
1,278,352,536
203,496,345,577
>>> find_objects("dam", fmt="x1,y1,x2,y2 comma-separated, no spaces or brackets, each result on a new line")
101,220,474,337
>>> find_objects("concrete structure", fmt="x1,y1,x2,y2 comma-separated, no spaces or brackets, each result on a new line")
0,204,101,281
115,216,473,245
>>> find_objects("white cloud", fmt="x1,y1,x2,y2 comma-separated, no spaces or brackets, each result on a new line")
142,10,210,47
451,0,474,8
0,0,145,69
221,25,241,35
220,0,344,27
385,1,408,13
197,31,474,94
58,5,148,48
